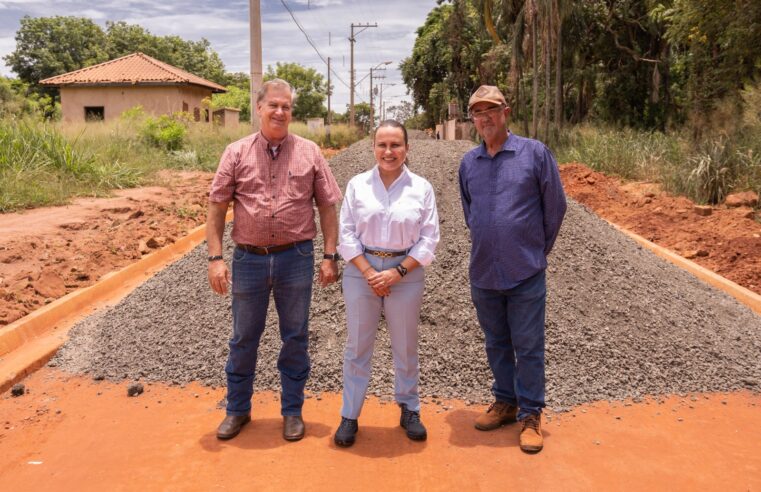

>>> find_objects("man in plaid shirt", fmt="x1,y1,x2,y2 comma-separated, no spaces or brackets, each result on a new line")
206,79,342,442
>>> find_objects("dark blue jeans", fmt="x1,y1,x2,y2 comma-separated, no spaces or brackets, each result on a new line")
470,270,546,421
225,241,314,417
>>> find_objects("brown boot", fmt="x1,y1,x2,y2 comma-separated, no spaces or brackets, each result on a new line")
519,414,543,453
474,401,518,431
216,414,251,440
283,415,305,441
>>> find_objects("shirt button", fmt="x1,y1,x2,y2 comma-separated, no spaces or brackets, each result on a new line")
271,234,275,238
271,195,275,198
271,214,275,218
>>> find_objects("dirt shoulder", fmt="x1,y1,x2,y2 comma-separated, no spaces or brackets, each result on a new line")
0,171,213,325
560,163,761,295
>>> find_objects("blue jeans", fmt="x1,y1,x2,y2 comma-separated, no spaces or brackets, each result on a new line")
470,270,546,420
225,241,314,417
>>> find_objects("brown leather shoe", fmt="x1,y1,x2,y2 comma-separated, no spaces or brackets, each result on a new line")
474,401,518,431
216,414,251,440
283,415,305,441
519,414,543,453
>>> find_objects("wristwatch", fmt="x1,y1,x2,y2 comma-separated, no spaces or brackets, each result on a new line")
208,255,224,262
323,253,340,261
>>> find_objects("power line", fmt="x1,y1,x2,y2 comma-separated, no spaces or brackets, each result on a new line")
278,0,365,103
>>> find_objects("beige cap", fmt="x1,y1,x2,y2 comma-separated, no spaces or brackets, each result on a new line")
468,85,507,109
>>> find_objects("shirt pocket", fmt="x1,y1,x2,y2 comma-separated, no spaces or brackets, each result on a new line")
287,166,315,201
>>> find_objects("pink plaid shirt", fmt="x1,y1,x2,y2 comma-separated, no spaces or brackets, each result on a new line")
209,132,342,246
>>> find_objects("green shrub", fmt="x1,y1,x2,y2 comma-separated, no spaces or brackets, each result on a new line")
141,114,186,150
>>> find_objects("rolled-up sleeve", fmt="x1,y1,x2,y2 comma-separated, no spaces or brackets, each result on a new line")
408,183,440,266
209,145,237,203
313,153,342,207
540,146,567,255
337,181,364,262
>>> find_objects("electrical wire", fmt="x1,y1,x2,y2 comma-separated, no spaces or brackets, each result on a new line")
278,0,366,103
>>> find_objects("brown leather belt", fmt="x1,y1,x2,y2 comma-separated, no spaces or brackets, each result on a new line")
236,241,307,255
364,247,407,258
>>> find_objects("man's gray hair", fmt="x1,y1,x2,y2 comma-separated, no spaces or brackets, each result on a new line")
257,79,298,104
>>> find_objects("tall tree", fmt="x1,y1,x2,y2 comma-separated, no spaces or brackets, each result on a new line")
4,16,108,85
665,0,761,136
264,62,327,120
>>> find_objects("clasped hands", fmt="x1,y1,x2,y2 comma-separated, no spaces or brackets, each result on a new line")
363,267,402,297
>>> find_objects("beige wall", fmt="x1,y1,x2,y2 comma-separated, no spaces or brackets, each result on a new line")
60,85,214,123
212,108,240,129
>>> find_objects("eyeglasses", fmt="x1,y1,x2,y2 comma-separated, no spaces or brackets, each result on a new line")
469,105,505,120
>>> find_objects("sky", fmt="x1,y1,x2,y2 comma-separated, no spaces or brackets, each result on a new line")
0,0,439,112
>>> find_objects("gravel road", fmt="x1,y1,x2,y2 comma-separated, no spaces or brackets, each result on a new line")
52,136,761,410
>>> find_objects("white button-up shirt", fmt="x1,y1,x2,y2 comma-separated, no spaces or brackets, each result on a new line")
338,165,440,266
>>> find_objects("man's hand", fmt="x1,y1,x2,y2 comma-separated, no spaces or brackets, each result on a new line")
208,260,232,295
318,259,339,287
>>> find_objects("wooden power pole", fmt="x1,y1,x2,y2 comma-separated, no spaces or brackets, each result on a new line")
327,57,332,144
250,0,263,131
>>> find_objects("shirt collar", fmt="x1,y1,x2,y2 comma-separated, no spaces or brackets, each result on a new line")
256,132,292,155
477,130,517,158
372,164,410,190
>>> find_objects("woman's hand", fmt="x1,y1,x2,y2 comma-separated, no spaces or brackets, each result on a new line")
366,268,402,296
363,267,392,297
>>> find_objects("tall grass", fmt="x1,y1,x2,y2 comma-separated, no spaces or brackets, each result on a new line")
0,118,143,211
555,125,761,206
1,114,363,212
289,122,362,149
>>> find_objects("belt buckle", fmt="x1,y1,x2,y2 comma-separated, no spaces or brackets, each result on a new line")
262,246,269,255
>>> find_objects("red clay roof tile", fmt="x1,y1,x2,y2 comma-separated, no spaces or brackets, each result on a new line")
39,52,226,93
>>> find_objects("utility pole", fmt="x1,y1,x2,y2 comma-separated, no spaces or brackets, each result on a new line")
249,0,263,131
349,22,377,127
379,82,396,122
327,57,332,145
369,70,385,129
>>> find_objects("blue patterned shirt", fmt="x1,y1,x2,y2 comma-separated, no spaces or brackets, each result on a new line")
458,132,567,290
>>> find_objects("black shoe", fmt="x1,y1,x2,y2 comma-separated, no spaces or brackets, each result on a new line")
399,403,427,441
334,417,359,447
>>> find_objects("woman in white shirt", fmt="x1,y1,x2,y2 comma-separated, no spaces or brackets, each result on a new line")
334,120,440,447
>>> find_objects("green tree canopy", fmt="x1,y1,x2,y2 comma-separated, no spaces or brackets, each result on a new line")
265,62,327,120
4,17,227,86
4,16,108,85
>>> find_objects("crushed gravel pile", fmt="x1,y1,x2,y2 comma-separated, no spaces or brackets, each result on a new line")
52,138,761,410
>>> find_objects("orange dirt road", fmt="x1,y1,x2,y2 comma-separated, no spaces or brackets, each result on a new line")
1,369,759,491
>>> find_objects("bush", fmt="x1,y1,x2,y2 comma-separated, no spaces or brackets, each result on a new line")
141,114,186,150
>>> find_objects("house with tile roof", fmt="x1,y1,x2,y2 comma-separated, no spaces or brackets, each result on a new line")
40,52,230,125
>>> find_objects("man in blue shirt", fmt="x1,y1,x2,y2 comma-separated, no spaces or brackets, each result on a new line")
459,85,566,453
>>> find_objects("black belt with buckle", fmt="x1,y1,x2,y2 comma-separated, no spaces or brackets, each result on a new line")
364,247,407,258
236,241,307,255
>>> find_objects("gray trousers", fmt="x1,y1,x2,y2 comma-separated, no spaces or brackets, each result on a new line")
341,253,425,419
